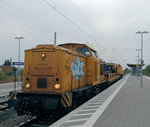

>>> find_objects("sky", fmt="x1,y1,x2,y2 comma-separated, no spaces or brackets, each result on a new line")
0,0,150,69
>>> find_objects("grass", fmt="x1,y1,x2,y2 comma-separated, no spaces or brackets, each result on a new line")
143,72,150,77
0,75,14,84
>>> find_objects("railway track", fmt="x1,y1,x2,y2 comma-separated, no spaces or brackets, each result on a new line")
15,80,117,127
17,117,57,127
0,101,9,111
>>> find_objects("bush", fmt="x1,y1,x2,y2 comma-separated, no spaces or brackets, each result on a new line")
5,69,13,76
123,68,130,73
3,69,13,76
145,65,150,72
143,65,150,76
0,70,5,80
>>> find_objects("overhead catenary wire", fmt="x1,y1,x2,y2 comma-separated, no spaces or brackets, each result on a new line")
0,0,89,43
0,0,50,26
42,0,97,42
0,19,53,41
67,0,100,36
67,0,111,47
66,0,108,51
0,0,76,43
0,0,105,49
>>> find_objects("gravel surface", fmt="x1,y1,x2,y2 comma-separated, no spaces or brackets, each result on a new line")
0,108,32,127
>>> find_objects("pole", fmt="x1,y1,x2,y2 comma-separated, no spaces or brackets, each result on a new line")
137,51,139,64
54,32,56,45
136,49,140,79
15,36,24,87
18,38,20,86
138,50,139,79
21,71,23,90
136,31,148,88
14,73,16,93
141,33,143,87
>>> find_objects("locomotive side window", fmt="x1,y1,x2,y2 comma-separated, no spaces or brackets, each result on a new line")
107,65,112,71
76,47,91,56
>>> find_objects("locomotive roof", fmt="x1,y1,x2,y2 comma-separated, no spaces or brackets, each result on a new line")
25,44,85,57
107,63,121,66
59,43,97,53
25,44,67,51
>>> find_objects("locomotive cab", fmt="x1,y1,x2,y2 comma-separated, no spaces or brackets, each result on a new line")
59,43,101,86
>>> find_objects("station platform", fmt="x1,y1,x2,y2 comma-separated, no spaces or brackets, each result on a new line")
50,74,150,127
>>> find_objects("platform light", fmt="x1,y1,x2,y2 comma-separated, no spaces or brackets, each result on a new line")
136,31,149,87
14,36,24,89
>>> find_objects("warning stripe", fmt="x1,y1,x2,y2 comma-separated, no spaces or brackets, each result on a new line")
61,98,67,108
67,93,72,107
64,94,69,103
62,94,69,107
64,94,70,106
66,94,71,107
61,93,72,108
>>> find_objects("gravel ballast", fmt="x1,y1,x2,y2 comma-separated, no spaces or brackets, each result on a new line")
0,108,32,127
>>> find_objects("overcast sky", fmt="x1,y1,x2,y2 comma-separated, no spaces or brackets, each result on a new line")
0,0,150,69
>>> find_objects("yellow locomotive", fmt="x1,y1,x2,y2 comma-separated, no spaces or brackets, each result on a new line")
16,43,123,116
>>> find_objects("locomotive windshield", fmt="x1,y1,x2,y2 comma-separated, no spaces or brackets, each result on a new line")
76,47,91,56
91,50,99,58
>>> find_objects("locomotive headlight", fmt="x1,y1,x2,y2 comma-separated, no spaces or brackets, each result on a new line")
41,53,46,58
55,83,60,89
25,82,31,88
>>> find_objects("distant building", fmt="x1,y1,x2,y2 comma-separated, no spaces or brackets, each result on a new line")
0,65,11,70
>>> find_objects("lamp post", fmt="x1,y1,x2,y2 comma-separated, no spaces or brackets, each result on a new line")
135,49,141,64
136,31,149,87
14,37,24,86
136,49,141,79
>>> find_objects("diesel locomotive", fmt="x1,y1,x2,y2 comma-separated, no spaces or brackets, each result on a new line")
15,43,123,116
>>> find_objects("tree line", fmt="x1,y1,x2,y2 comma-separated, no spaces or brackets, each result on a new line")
0,59,23,83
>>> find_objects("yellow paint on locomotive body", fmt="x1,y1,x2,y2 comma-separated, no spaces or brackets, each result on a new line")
100,60,106,82
117,65,123,75
23,44,86,93
112,63,123,76
23,43,123,94
105,63,123,82
59,43,102,86
105,73,120,82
